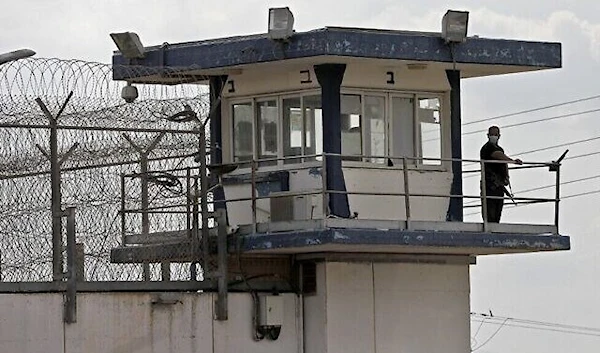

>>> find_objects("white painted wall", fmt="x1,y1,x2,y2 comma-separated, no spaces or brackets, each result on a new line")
343,167,452,221
0,293,300,353
224,165,452,227
303,261,471,353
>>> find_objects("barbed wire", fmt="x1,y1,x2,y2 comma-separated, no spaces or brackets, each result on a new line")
0,57,210,282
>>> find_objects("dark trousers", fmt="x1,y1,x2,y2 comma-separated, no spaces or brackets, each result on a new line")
482,187,504,223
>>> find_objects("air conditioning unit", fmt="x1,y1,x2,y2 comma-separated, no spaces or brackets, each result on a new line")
270,193,316,221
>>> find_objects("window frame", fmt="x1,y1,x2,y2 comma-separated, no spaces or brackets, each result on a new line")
227,89,446,170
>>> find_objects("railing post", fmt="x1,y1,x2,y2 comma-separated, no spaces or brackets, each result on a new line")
251,159,257,234
322,154,328,219
480,161,488,232
199,130,210,279
554,163,561,233
64,207,77,324
402,157,411,229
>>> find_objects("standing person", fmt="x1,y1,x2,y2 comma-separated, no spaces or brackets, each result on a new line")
480,126,522,222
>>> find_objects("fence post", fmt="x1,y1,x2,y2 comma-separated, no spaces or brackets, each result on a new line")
199,130,210,279
122,132,165,281
75,243,85,282
215,209,228,321
402,157,411,230
64,207,77,324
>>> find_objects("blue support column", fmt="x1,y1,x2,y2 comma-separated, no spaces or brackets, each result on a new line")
314,64,351,218
209,75,227,164
209,76,228,212
446,70,463,221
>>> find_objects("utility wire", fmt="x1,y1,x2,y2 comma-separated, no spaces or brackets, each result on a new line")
423,107,600,142
471,319,600,338
462,108,600,137
463,174,600,206
463,188,600,216
471,313,600,336
471,318,509,352
464,94,600,126
462,138,600,176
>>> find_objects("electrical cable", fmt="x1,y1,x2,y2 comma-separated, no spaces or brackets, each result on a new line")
464,94,600,126
463,173,600,206
471,318,509,352
471,313,600,336
462,107,600,137
463,188,600,216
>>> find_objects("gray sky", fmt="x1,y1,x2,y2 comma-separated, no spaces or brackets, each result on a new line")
2,1,600,352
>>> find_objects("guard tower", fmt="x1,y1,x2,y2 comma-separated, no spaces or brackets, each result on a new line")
110,8,569,353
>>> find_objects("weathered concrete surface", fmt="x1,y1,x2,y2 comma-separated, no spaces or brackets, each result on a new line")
0,292,300,353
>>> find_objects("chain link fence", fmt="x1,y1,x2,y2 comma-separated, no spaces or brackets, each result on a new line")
0,57,209,282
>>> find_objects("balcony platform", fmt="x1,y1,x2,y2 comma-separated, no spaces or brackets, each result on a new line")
110,219,570,263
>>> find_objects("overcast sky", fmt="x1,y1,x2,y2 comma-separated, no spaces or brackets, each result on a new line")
2,1,600,352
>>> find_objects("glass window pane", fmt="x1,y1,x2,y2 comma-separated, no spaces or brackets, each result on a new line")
232,102,253,163
303,95,322,161
257,100,278,165
391,97,415,163
364,96,385,163
419,97,442,165
341,94,362,160
283,97,302,164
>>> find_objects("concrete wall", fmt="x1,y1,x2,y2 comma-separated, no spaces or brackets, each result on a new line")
0,262,470,353
303,261,471,353
0,292,301,353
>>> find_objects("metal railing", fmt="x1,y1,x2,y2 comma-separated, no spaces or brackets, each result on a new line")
119,152,563,246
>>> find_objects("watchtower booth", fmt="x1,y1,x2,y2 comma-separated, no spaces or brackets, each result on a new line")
111,9,569,353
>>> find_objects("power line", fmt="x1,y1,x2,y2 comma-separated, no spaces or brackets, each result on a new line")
472,313,600,333
463,174,600,206
471,318,509,352
562,189,600,200
462,107,600,137
471,313,600,337
423,106,600,142
463,188,600,216
471,319,600,338
464,94,600,126
462,137,600,175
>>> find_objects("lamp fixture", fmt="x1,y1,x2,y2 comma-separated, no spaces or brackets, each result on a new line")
0,49,36,65
441,10,469,43
268,7,295,40
110,32,145,59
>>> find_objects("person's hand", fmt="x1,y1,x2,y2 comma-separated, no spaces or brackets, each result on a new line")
514,158,523,165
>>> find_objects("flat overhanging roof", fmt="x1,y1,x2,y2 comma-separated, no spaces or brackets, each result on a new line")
112,26,561,84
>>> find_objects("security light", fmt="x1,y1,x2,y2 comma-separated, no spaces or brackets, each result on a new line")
268,7,294,40
0,49,35,65
110,32,145,59
441,10,469,43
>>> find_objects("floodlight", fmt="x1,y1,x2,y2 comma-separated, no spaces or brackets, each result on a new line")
110,32,145,59
0,49,36,65
268,7,294,40
441,10,469,43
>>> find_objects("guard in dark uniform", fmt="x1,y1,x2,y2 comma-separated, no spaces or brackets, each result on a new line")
480,126,522,222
